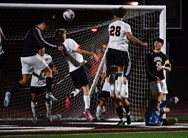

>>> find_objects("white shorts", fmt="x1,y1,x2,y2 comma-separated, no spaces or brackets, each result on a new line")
149,79,168,95
21,55,48,74
119,81,129,99
107,79,129,99
102,78,111,92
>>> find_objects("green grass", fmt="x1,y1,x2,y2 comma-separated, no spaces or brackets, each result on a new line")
2,132,188,138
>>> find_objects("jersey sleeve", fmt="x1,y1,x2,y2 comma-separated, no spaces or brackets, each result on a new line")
34,27,56,48
124,23,132,33
63,38,79,52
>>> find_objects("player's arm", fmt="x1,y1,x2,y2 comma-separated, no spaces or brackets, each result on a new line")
76,48,99,61
33,27,63,52
33,27,57,48
49,62,58,74
126,32,147,47
0,27,6,40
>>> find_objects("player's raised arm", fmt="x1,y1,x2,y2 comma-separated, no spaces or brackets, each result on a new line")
126,32,148,47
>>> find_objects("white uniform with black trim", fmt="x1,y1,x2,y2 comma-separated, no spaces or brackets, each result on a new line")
63,38,84,73
108,20,131,52
30,53,52,87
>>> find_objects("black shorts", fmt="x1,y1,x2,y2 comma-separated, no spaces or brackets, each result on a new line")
100,91,110,100
106,48,129,66
30,86,46,94
70,66,88,87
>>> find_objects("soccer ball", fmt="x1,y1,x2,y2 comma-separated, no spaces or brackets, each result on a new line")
63,9,75,21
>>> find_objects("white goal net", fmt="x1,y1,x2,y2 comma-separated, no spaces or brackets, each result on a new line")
0,4,166,121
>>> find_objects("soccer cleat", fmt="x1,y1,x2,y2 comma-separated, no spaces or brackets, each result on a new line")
32,116,37,123
117,120,125,126
170,97,179,104
4,91,11,107
82,109,93,122
126,115,131,125
65,95,71,109
45,92,57,101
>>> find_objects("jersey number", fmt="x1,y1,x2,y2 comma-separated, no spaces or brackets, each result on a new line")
109,26,121,36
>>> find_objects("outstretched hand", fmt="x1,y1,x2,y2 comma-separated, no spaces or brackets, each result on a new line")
142,42,148,47
93,53,99,61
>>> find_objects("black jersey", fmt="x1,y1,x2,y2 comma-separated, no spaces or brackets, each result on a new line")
21,27,56,57
146,50,168,82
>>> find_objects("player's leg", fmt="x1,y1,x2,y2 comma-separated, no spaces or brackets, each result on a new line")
4,56,33,107
96,91,109,121
65,88,81,109
82,85,94,122
30,88,38,123
69,67,93,121
45,97,53,122
106,49,118,98
120,80,131,125
115,101,125,126
43,67,57,101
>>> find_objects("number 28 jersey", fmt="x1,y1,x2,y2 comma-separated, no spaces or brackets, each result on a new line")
108,20,131,52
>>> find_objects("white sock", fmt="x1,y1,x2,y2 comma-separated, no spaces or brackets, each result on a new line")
102,106,106,112
96,105,102,116
117,73,123,92
45,100,52,114
31,101,37,117
83,95,90,110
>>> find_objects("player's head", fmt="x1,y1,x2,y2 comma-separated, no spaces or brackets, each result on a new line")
38,47,46,56
55,28,67,41
153,38,164,51
153,38,164,45
112,7,127,18
37,17,54,31
149,99,160,111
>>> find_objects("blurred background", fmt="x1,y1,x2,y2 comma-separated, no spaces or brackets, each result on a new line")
0,0,186,106
1,0,186,100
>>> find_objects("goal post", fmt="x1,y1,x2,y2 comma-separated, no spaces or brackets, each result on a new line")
0,3,166,121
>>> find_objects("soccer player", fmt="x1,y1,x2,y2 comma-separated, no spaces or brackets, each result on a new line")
146,38,172,103
96,59,131,125
106,7,147,108
145,96,179,126
30,48,58,123
55,28,99,122
4,17,64,107
0,26,6,76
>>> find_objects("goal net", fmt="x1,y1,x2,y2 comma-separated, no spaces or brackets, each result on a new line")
0,4,166,121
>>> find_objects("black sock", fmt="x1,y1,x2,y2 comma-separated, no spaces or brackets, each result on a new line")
10,82,22,95
124,105,130,114
46,77,53,92
116,106,123,119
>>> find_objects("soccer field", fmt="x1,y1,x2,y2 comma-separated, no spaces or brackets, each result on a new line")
1,132,188,138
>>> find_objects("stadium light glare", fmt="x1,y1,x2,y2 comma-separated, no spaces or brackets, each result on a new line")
90,28,98,32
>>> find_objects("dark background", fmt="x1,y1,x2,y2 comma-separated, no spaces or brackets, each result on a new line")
0,0,187,100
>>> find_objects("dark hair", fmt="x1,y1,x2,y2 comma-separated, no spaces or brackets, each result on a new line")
55,28,66,40
153,38,164,44
112,7,127,18
38,17,54,29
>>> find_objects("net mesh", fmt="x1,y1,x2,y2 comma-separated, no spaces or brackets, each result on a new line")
0,5,163,121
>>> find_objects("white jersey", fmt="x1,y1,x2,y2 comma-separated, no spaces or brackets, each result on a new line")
108,20,131,51
30,53,52,87
63,38,84,72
